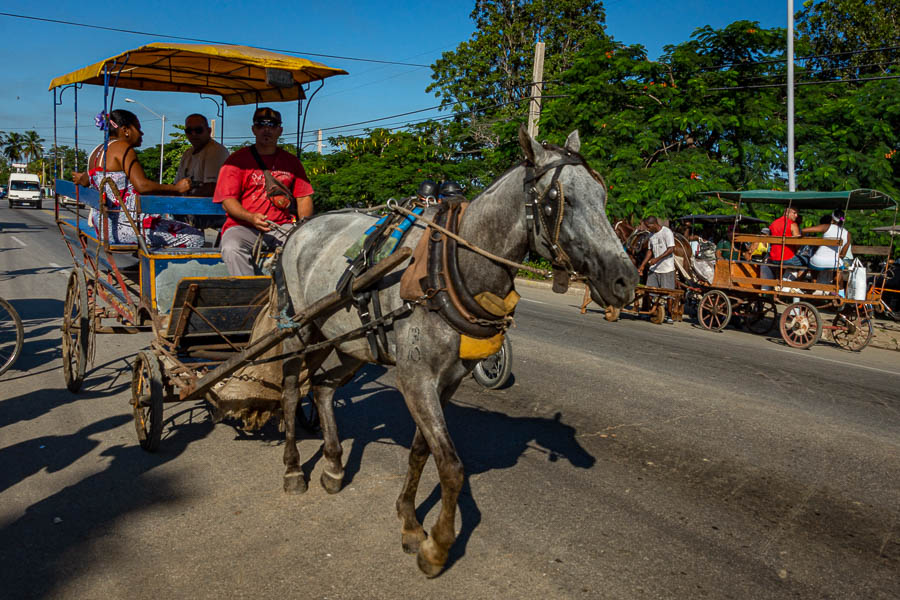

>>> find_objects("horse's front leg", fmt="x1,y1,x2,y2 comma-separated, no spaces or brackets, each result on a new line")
281,351,307,494
396,427,430,554
313,351,365,494
397,375,465,577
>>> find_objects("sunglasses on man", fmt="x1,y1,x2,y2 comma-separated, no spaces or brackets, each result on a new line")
184,126,206,134
254,119,281,128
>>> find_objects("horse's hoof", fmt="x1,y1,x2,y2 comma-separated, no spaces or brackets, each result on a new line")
401,529,426,555
320,470,343,494
283,472,308,495
416,538,446,578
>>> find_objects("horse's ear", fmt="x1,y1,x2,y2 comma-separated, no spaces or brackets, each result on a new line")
518,124,541,163
564,130,581,153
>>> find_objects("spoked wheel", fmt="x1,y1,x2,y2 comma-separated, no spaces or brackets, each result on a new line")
649,301,665,324
297,392,320,433
744,298,779,335
697,290,732,331
61,269,89,392
779,302,822,349
132,351,165,452
472,335,513,390
831,310,873,352
0,298,24,377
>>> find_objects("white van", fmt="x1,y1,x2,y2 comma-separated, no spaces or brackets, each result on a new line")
8,173,42,209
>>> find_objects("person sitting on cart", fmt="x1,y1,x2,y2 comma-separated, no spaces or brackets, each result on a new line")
172,113,230,231
638,216,676,323
72,109,204,248
767,206,807,281
800,209,853,287
213,107,314,276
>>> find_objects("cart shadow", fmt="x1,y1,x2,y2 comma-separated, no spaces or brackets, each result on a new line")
0,419,210,598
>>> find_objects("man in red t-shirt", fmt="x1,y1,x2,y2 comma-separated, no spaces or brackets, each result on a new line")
769,206,801,262
214,107,314,276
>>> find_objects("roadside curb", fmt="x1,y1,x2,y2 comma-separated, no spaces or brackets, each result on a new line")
515,276,587,298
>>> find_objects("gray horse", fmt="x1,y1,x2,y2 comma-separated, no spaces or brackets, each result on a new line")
277,127,636,576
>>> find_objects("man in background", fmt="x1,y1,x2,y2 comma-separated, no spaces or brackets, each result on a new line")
174,113,230,230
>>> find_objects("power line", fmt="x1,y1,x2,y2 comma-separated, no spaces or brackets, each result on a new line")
0,11,431,68
708,74,900,91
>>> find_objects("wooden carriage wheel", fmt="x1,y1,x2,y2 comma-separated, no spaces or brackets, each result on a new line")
831,310,873,352
744,298,778,335
779,301,822,349
61,268,89,392
697,290,731,331
132,351,165,452
650,301,665,324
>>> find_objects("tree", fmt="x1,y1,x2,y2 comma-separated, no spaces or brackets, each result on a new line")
797,0,900,78
428,0,608,149
23,130,45,164
2,132,24,163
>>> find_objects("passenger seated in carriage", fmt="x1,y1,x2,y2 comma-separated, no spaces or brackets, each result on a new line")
172,113,230,231
800,209,853,287
72,109,204,248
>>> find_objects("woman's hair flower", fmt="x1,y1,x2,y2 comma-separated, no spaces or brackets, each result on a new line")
94,111,108,131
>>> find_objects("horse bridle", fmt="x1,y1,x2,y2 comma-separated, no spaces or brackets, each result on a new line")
523,144,601,278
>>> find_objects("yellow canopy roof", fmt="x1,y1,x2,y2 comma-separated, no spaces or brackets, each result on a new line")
49,42,348,106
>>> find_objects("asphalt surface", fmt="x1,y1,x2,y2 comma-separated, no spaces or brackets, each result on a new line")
1,205,898,599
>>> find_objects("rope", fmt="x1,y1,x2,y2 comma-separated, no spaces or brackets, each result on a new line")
387,200,552,278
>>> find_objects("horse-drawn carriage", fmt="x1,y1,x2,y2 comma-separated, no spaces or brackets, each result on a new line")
50,42,636,576
688,190,898,351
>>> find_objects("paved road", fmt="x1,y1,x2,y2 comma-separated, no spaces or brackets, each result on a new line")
1,206,898,599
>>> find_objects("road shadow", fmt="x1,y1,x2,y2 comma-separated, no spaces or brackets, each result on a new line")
0,418,212,599
0,265,69,282
296,364,595,574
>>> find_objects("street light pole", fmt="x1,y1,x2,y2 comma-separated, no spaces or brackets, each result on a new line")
124,98,165,183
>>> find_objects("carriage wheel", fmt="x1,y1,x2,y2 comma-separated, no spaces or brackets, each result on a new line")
297,392,321,433
472,335,513,390
132,351,165,452
604,306,621,322
650,301,665,324
697,290,732,331
61,269,89,392
831,311,873,352
0,298,24,377
779,302,822,349
744,298,778,335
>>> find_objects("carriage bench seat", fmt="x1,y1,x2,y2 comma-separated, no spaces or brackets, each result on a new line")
163,276,272,340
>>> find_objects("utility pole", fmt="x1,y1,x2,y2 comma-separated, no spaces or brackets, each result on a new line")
527,42,545,139
787,0,796,191
317,129,323,154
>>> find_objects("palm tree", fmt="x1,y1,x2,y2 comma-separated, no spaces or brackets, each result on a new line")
2,132,24,163
23,130,45,164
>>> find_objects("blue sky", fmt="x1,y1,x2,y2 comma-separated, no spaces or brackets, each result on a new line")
0,0,789,155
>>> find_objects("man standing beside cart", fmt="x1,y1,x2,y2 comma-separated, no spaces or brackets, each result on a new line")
638,216,676,323
214,107,314,276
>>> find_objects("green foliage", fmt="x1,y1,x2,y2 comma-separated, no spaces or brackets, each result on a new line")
797,0,900,77
136,125,191,184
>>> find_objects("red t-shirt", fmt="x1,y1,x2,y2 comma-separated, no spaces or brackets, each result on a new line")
769,215,796,260
213,147,314,234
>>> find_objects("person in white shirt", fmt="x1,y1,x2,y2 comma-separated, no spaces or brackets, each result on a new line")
802,209,852,286
174,113,230,229
638,216,676,323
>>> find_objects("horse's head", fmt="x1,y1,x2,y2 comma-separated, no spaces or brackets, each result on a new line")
519,126,637,308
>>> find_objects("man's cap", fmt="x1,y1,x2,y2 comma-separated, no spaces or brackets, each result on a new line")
253,107,282,125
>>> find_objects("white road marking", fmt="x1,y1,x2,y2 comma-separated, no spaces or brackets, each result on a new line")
521,298,547,305
771,346,900,377
10,236,27,247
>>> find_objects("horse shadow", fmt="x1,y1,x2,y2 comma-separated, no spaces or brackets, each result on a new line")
315,364,595,572
0,419,212,598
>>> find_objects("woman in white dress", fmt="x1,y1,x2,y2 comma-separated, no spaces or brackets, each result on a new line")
801,209,852,286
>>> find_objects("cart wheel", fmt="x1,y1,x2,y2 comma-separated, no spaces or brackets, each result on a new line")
297,392,320,433
0,297,24,377
132,351,165,452
650,301,665,324
779,302,822,349
604,306,621,322
744,298,778,335
697,290,732,331
473,335,513,390
831,312,873,352
61,269,89,392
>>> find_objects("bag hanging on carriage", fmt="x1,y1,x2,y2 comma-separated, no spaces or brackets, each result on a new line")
846,258,867,301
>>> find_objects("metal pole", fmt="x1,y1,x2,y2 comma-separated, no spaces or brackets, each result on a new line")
159,114,165,183
74,86,79,171
787,0,796,191
53,89,58,182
